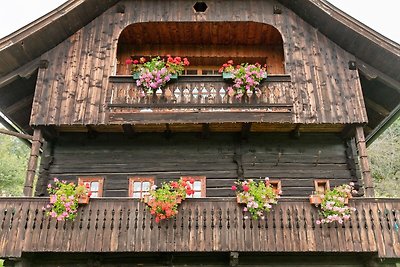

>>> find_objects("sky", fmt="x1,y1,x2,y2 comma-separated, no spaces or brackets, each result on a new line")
0,0,399,43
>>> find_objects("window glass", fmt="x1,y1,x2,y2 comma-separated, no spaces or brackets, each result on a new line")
129,177,155,198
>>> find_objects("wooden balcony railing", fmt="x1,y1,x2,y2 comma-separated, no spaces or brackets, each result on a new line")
1,198,399,258
107,75,293,124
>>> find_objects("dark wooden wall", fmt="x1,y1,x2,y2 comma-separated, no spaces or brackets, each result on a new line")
30,0,368,126
36,133,359,197
9,252,372,267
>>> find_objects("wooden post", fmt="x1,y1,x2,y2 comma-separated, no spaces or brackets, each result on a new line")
23,128,43,197
355,126,374,197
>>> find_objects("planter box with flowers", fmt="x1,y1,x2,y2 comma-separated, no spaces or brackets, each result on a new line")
142,178,195,223
313,183,357,225
219,60,267,98
126,55,189,95
43,178,92,221
232,177,281,220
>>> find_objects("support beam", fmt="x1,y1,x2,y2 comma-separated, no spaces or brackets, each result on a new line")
355,127,374,197
230,252,239,267
201,123,210,139
23,128,42,197
240,122,251,140
122,124,135,136
0,128,34,140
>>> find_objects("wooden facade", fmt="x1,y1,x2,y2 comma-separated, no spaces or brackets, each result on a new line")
1,0,400,266
30,0,367,127
34,133,359,198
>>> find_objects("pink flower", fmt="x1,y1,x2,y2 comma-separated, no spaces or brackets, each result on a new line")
316,220,321,225
50,195,57,204
53,177,59,182
231,185,237,191
47,184,52,188
243,185,249,192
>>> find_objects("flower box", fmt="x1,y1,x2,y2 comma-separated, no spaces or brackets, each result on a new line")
309,194,322,205
222,72,234,80
78,195,90,204
236,195,244,204
170,73,178,80
132,72,140,80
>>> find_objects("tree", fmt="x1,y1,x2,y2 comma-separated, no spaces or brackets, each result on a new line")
0,133,29,196
368,118,400,197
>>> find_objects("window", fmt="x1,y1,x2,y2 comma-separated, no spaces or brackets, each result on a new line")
78,177,104,197
182,176,206,198
314,179,330,194
129,177,154,198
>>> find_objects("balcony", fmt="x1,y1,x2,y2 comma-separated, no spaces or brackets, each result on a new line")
0,197,399,258
106,75,293,124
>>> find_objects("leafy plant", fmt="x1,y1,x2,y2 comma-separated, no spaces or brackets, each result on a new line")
232,177,280,219
142,178,194,223
219,60,267,98
44,178,91,221
315,183,357,224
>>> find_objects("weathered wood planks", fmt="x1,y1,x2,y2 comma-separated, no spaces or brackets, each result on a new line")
0,197,399,258
37,133,356,198
29,0,368,127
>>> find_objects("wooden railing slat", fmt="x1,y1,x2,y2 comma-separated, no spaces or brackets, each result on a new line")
0,198,400,258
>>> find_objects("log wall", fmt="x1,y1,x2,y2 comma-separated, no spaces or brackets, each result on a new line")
35,133,358,197
30,0,368,126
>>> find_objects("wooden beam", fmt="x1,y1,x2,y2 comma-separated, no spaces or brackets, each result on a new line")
290,123,301,138
230,252,239,267
241,122,252,139
364,98,390,117
366,102,400,146
340,124,356,140
4,94,34,115
122,124,135,135
0,128,33,140
23,128,42,197
0,58,40,88
357,59,400,93
355,127,374,197
201,123,210,139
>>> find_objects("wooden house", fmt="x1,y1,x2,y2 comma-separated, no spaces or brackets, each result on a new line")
0,0,399,266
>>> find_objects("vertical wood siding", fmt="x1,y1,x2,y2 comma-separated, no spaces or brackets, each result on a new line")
30,0,368,126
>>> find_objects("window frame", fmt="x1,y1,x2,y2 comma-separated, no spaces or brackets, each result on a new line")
314,179,330,194
128,177,155,198
181,176,206,198
77,177,104,197
269,179,282,195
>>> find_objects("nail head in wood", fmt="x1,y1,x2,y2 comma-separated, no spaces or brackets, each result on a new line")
348,60,357,70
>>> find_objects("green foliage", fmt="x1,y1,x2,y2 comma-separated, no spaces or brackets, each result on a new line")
45,178,90,221
368,118,400,197
0,133,29,196
234,178,280,219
